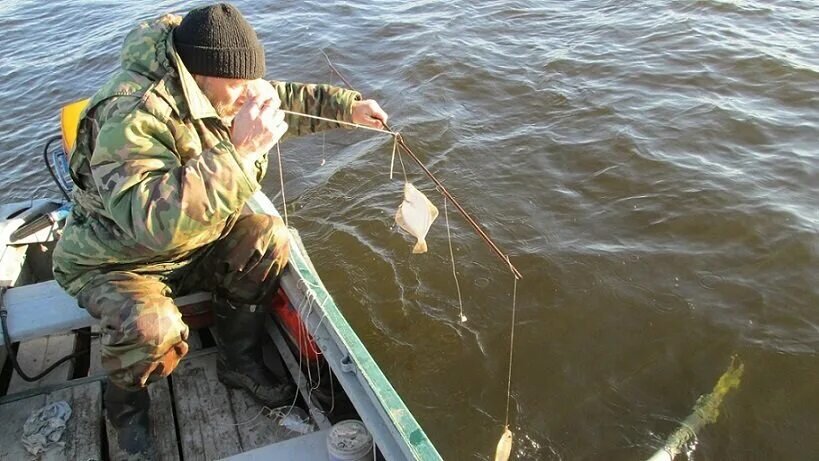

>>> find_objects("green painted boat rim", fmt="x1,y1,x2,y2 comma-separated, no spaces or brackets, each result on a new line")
247,192,442,461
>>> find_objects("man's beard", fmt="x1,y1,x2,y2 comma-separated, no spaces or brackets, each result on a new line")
214,102,239,126
198,79,242,126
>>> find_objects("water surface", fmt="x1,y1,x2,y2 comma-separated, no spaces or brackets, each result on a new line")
1,1,817,459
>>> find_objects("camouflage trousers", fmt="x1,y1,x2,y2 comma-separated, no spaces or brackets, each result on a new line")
77,213,290,390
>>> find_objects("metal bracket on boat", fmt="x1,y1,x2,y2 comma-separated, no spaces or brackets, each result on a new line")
340,354,356,374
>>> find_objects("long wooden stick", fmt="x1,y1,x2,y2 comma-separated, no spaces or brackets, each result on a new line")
321,51,522,279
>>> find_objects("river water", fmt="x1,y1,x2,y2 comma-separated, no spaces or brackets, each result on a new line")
1,0,817,459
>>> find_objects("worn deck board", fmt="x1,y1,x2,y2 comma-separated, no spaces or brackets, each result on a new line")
88,325,104,377
172,350,243,460
104,378,180,461
0,244,28,287
0,380,102,461
7,333,77,393
172,350,304,461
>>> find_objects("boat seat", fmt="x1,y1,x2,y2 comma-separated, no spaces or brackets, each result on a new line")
0,280,213,344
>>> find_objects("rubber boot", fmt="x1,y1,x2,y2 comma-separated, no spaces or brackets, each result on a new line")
213,296,297,408
104,381,156,460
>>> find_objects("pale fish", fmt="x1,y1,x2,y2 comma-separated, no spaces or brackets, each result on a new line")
395,182,439,254
494,427,513,461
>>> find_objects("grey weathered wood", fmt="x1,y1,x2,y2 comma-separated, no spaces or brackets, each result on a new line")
0,244,28,287
104,379,180,461
208,323,315,445
0,380,102,461
7,333,77,393
146,379,182,461
0,279,211,343
0,391,45,459
49,380,103,461
228,375,303,451
88,325,104,377
172,350,304,460
172,351,243,460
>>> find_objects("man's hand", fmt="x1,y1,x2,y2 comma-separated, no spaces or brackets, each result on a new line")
352,100,388,130
231,93,288,163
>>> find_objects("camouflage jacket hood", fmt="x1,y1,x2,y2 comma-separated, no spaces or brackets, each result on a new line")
119,14,176,83
53,14,361,295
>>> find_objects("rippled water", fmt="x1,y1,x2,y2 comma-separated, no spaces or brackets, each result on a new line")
1,0,817,459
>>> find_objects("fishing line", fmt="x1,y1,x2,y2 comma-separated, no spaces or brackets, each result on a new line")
299,275,338,414
276,281,321,422
223,405,275,427
276,142,288,227
303,296,315,391
443,199,466,323
504,273,518,428
397,146,408,183
328,362,337,414
280,109,394,135
389,136,397,179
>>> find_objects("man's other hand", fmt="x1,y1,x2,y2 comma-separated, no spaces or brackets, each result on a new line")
231,93,287,162
352,100,388,130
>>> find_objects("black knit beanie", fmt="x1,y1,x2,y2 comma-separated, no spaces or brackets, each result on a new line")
174,3,265,79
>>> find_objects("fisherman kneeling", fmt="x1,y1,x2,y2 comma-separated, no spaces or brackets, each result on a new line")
52,3,387,458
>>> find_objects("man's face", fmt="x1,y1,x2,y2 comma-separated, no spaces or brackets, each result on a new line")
194,76,257,125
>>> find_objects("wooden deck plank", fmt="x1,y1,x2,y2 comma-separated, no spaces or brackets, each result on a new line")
0,392,46,460
148,379,182,461
7,333,77,393
0,244,28,287
229,377,302,451
172,350,305,460
47,381,103,461
0,380,102,461
88,325,104,377
104,379,180,461
172,351,243,460
205,325,312,446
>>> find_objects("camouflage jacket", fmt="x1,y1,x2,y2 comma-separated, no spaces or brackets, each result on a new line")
53,15,361,295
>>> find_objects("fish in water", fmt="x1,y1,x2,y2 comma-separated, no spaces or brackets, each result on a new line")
494,427,513,461
395,182,439,254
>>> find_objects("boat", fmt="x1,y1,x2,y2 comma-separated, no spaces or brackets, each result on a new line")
0,101,443,460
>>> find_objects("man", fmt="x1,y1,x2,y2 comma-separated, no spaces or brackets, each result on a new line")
52,3,387,458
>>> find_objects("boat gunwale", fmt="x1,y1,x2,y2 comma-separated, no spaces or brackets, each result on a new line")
247,192,443,461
